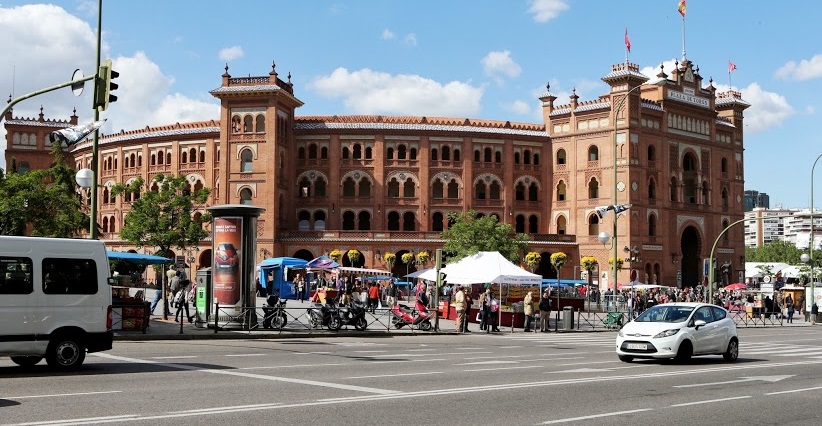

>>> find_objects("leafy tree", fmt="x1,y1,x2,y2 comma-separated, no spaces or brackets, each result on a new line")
441,211,529,263
383,252,396,274
745,240,804,264
111,173,211,256
0,145,88,237
581,256,598,286
524,252,541,273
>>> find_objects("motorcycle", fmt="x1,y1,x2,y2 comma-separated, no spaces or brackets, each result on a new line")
262,295,288,330
307,299,342,331
338,300,368,331
390,301,433,331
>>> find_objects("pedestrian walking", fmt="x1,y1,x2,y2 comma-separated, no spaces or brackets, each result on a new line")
174,277,193,323
523,290,534,332
539,289,552,332
786,294,795,324
478,288,491,332
812,302,819,325
367,282,380,313
463,288,473,332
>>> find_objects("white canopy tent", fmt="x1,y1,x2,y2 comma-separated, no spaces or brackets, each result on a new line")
438,251,541,285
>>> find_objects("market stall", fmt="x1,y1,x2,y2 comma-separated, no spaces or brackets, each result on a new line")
107,251,173,333
257,257,308,299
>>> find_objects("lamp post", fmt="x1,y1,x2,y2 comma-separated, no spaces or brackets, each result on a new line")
808,153,822,312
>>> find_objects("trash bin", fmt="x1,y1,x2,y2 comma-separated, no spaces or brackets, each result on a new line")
563,306,574,330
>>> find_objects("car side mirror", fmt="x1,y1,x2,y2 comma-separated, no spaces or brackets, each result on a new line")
693,319,707,330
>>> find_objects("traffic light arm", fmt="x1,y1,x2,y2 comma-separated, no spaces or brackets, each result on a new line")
1,74,95,124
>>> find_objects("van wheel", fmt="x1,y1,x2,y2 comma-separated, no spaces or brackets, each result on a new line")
11,356,42,368
46,336,86,371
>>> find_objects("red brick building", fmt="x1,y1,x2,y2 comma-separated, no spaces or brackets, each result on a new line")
4,58,746,288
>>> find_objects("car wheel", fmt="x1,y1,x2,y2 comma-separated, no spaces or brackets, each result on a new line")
674,340,693,363
46,336,86,371
354,317,368,331
329,316,342,331
10,356,42,368
618,355,634,363
723,337,739,362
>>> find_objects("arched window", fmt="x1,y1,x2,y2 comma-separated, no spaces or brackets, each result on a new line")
387,178,400,198
524,150,531,165
298,210,311,231
299,177,311,198
166,152,171,164
489,181,501,200
342,147,350,159
683,152,698,203
322,147,329,159
102,187,110,204
314,211,327,231
255,114,265,133
342,211,356,230
157,153,163,165
528,183,538,201
397,145,407,160
364,147,371,159
359,179,371,198
352,144,362,160
409,148,417,160
315,178,327,197
588,146,599,161
557,149,566,165
432,180,444,198
722,187,729,209
431,148,439,161
648,145,656,161
721,157,728,173
102,217,109,233
722,219,730,243
189,148,196,163
475,182,486,200
474,150,481,162
402,212,416,231
588,178,599,199
495,151,502,163
240,188,253,205
402,179,415,198
442,146,451,161
533,153,540,165
556,215,567,235
588,214,600,235
240,149,253,172
342,178,356,197
231,116,241,133
557,181,566,201
515,183,526,201
484,148,492,162
386,147,394,160
433,212,444,232
515,215,526,233
453,149,461,162
308,144,318,159
298,147,306,159
528,215,538,234
243,115,253,133
198,150,205,163
447,180,459,199
387,211,400,231
181,151,188,164
649,214,657,237
358,211,371,230
649,178,657,199
514,152,521,164
670,177,678,202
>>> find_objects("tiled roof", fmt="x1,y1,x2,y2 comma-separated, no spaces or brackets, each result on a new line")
71,122,220,150
5,119,71,128
601,69,650,83
574,102,610,113
716,119,736,128
294,121,547,137
716,96,750,108
295,115,546,136
641,101,664,111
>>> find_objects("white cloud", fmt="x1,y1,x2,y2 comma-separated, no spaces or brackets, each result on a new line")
381,29,395,40
481,50,522,84
640,58,678,80
309,67,484,117
714,82,794,135
404,33,417,47
0,5,217,170
527,0,569,23
775,54,822,81
218,45,244,62
502,100,533,115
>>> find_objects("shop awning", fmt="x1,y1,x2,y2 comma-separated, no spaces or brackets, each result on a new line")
107,251,173,265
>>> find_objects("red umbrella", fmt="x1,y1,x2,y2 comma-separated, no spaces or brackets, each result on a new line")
725,283,747,291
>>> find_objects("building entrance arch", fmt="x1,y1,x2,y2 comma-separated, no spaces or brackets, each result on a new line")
679,225,702,288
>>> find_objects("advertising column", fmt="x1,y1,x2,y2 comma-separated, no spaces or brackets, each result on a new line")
208,205,265,329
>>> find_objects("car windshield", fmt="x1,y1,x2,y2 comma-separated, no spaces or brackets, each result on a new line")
633,305,694,323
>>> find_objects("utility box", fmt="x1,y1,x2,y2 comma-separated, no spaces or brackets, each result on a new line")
563,306,574,330
195,267,211,328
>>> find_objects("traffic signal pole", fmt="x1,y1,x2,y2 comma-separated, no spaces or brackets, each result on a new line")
89,0,103,239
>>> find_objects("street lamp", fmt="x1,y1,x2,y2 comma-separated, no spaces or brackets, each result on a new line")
808,153,822,312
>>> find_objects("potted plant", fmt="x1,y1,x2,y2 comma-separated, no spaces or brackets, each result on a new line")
415,250,429,267
329,249,343,263
347,249,361,266
384,252,396,274
525,251,541,273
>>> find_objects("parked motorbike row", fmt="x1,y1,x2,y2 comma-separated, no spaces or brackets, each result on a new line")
259,295,434,332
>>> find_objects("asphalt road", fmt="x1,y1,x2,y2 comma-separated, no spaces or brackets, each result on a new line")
2,328,822,426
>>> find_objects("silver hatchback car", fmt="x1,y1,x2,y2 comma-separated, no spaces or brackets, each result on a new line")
616,302,738,363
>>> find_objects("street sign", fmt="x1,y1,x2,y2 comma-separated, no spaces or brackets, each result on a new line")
763,275,772,283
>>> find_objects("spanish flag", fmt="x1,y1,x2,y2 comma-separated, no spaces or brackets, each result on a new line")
678,0,686,18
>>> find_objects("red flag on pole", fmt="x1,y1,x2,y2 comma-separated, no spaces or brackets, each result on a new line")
678,0,686,18
624,28,631,53
728,61,737,73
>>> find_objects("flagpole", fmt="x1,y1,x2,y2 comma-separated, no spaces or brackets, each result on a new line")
681,15,686,60
728,59,733,89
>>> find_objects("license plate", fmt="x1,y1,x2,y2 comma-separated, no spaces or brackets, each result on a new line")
627,343,647,350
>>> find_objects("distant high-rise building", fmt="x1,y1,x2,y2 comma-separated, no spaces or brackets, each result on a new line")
744,190,770,211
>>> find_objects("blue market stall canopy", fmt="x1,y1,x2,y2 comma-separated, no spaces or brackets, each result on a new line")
107,251,173,265
258,257,309,299
541,279,588,288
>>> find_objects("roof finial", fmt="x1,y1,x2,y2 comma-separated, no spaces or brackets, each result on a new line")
546,82,550,92
287,72,292,84
222,63,230,78
270,61,278,76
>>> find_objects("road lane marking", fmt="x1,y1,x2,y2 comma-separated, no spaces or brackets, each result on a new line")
3,390,122,400
353,350,388,353
150,356,199,359
462,352,589,360
346,371,444,379
559,360,619,366
239,358,447,370
540,408,653,424
766,385,822,395
91,353,398,395
225,353,266,357
669,395,751,407
673,375,792,388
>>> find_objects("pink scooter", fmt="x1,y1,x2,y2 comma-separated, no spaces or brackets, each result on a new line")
390,301,433,331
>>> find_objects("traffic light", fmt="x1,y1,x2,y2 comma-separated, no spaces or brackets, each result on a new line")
94,59,119,111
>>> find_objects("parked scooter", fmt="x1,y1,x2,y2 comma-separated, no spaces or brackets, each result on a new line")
307,299,342,330
262,295,288,330
339,300,368,331
390,301,433,331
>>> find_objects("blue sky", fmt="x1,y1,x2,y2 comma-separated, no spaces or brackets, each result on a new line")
1,1,820,209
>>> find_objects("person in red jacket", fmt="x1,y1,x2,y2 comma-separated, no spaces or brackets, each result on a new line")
367,282,380,313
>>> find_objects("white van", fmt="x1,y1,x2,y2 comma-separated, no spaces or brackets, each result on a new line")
0,236,113,370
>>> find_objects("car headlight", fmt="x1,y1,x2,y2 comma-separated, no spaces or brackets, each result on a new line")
618,329,624,337
653,329,680,338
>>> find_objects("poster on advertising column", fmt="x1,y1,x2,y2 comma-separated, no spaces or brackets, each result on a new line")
213,217,243,312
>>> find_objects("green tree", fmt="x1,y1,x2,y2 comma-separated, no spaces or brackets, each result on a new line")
111,173,211,256
0,145,88,237
441,211,529,263
745,240,804,264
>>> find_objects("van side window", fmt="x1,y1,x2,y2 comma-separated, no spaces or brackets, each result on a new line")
42,258,98,295
0,257,34,294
